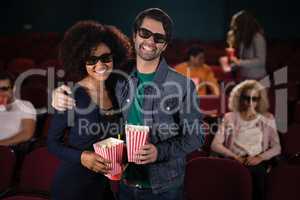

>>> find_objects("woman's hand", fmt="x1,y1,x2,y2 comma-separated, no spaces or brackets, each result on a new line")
80,151,112,174
244,155,264,166
233,155,246,164
230,56,241,66
51,85,75,111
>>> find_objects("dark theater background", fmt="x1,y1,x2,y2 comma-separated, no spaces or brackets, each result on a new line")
0,0,299,200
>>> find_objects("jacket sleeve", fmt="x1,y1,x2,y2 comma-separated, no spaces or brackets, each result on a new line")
47,110,83,164
156,80,204,161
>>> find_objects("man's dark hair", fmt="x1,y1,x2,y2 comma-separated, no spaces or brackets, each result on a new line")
187,45,205,58
133,8,173,43
0,71,15,86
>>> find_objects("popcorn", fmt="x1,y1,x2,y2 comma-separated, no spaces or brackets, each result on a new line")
93,137,124,180
125,124,149,163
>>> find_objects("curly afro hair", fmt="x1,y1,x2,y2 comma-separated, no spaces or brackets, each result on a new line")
59,20,133,81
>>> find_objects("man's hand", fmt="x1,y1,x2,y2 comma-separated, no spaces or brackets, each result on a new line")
134,144,158,165
244,155,264,166
51,85,75,111
80,151,112,174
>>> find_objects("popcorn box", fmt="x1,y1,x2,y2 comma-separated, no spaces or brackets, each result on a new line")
125,124,149,163
93,137,124,180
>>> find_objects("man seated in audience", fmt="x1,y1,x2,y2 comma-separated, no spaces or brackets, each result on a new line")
0,72,36,146
175,45,220,96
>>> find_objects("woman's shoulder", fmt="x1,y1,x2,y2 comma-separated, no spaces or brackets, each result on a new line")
262,112,274,119
256,112,274,123
70,83,93,108
260,112,276,127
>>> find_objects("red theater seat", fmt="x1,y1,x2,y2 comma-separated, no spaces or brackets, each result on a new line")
199,96,221,116
39,59,62,70
282,124,300,158
17,147,60,194
0,147,16,193
185,157,252,200
6,58,35,76
293,101,300,124
266,163,300,200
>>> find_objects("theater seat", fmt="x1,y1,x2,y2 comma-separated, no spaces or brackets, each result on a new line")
282,124,300,159
20,86,48,109
199,96,221,116
186,150,209,161
0,146,16,194
17,147,60,195
39,59,62,70
185,157,252,200
6,58,35,76
293,101,300,124
266,163,300,200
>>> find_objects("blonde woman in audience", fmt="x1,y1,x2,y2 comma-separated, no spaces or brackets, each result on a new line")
211,80,281,200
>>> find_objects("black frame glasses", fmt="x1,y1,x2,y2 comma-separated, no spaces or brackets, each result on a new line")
241,95,260,102
0,86,11,91
86,53,113,65
137,27,167,44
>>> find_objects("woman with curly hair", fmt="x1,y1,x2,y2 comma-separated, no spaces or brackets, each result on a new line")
47,20,132,200
221,10,267,80
211,80,281,200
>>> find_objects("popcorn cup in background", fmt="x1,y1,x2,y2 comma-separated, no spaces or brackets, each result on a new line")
125,124,149,163
93,137,124,180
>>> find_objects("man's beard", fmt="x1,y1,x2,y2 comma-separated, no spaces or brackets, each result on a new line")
135,42,161,61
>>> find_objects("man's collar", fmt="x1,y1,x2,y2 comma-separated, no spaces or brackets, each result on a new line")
130,57,169,85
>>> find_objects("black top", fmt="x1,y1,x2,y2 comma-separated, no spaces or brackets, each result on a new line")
47,84,122,164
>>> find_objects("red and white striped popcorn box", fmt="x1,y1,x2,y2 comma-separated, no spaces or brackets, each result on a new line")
93,137,124,180
125,124,150,163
